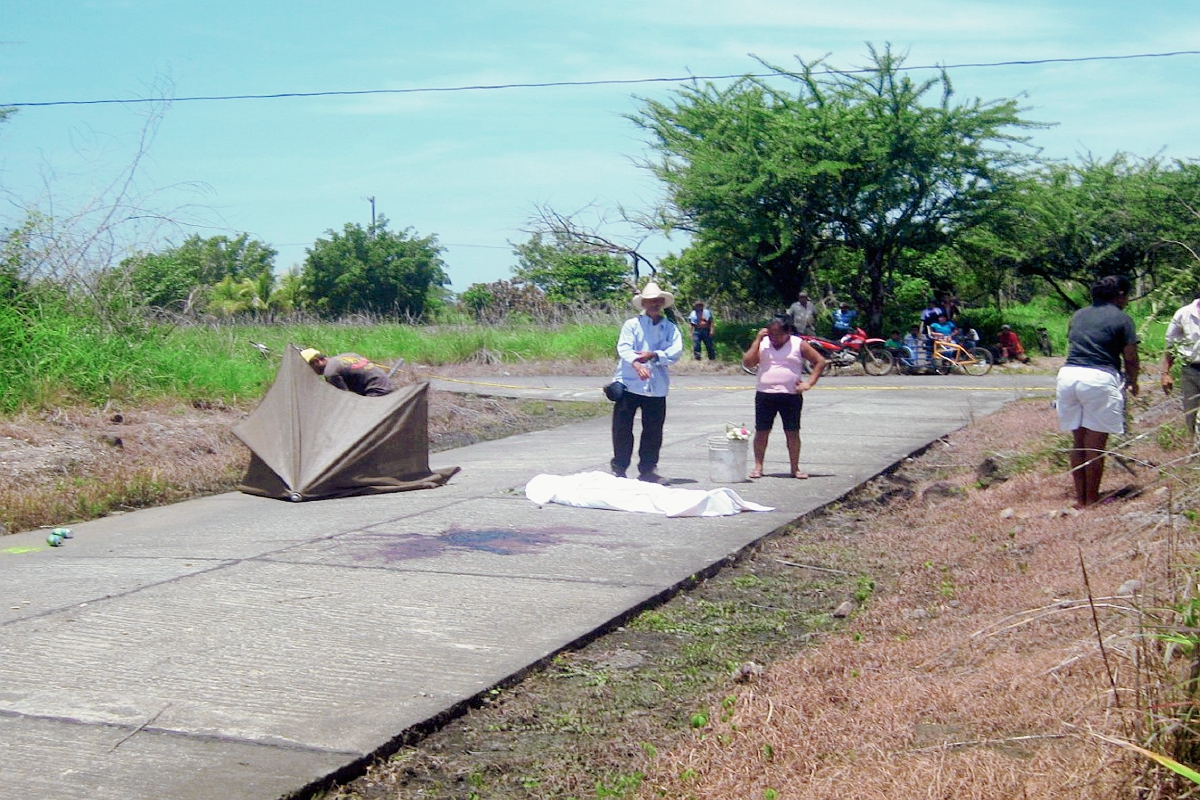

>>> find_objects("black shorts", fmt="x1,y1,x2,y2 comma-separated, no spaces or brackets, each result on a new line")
755,391,803,432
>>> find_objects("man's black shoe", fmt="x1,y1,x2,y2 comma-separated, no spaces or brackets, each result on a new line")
638,472,668,485
612,469,627,479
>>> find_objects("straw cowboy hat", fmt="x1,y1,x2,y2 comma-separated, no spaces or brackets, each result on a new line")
632,282,675,311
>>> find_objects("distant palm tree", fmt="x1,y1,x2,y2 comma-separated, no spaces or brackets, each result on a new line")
208,275,259,317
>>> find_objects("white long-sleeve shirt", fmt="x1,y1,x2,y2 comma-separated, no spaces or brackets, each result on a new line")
1165,300,1200,364
613,314,683,397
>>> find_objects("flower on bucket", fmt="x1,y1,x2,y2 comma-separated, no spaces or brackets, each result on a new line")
725,423,751,441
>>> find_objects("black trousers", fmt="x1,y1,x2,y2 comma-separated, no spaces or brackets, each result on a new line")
610,392,667,475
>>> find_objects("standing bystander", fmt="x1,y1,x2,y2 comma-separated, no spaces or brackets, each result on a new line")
742,316,827,479
609,283,684,483
786,290,818,337
830,302,858,338
1161,290,1200,438
1055,275,1140,508
686,300,717,361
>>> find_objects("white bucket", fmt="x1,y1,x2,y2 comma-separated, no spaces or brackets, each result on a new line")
708,436,748,483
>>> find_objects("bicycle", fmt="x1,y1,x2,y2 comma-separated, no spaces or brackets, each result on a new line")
1035,326,1053,357
932,338,993,376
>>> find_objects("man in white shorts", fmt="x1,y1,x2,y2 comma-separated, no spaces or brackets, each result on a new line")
1055,275,1139,508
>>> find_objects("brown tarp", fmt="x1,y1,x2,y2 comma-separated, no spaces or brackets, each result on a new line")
232,345,459,501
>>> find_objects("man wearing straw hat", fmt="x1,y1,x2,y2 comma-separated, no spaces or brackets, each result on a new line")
609,282,683,483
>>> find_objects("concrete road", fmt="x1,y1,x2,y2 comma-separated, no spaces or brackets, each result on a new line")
0,371,1055,800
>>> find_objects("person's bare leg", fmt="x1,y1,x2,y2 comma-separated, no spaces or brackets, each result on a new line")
1080,428,1109,506
784,429,807,478
1069,428,1089,507
750,430,769,478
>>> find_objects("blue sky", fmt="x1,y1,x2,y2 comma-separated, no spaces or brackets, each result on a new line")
2,1,1199,290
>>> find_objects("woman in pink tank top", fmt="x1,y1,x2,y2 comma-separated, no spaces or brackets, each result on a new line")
741,315,827,479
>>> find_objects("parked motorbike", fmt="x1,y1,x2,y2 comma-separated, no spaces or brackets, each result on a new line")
800,328,894,376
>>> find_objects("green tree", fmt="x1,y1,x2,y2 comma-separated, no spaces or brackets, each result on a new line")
123,233,277,313
511,233,629,305
632,45,1038,332
267,268,305,314
207,275,263,317
301,217,447,318
973,156,1200,309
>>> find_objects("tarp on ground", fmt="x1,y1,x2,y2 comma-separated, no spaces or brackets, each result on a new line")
232,345,459,501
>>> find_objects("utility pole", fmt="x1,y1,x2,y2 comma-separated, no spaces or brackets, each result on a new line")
366,196,376,236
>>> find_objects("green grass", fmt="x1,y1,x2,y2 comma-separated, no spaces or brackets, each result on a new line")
0,306,623,412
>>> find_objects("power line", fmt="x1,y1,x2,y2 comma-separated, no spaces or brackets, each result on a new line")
5,49,1199,109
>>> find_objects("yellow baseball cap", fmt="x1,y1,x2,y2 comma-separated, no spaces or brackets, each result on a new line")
300,348,321,363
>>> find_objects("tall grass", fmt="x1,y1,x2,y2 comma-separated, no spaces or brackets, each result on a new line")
0,306,632,412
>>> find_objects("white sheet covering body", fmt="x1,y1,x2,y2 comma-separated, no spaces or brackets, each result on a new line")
524,471,774,517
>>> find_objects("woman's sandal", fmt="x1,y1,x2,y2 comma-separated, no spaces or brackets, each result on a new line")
748,468,763,479
793,471,809,480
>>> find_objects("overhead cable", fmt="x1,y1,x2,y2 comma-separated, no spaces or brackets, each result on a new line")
5,49,1200,108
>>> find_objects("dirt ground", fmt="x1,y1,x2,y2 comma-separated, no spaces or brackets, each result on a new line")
316,384,1200,800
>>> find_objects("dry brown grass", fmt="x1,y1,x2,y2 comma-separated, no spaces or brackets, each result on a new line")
0,390,606,536
638,397,1197,800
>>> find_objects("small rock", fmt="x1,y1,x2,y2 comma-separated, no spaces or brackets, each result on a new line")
1000,507,1016,519
101,435,123,448
1118,579,1143,596
1154,486,1169,497
110,413,124,424
907,608,931,620
921,482,964,503
732,661,763,683
878,487,915,505
976,456,1012,487
833,600,856,618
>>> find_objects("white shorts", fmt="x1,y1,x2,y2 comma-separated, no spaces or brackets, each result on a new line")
1056,366,1125,434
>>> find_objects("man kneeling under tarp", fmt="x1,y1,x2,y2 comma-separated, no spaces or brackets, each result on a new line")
233,345,459,501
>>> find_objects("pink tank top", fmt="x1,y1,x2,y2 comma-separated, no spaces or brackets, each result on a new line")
756,336,805,394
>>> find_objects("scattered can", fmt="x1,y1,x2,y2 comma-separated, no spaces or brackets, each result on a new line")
46,532,64,547
52,527,73,539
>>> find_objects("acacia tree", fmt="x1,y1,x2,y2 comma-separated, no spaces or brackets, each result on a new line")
633,45,1037,332
301,217,447,318
975,156,1200,308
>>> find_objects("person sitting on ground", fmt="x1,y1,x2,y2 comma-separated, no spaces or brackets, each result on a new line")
301,349,394,396
884,330,914,372
742,315,827,480
903,325,926,371
958,321,981,348
997,324,1031,363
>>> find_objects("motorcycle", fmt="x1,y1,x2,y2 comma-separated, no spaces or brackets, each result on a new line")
800,328,895,376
